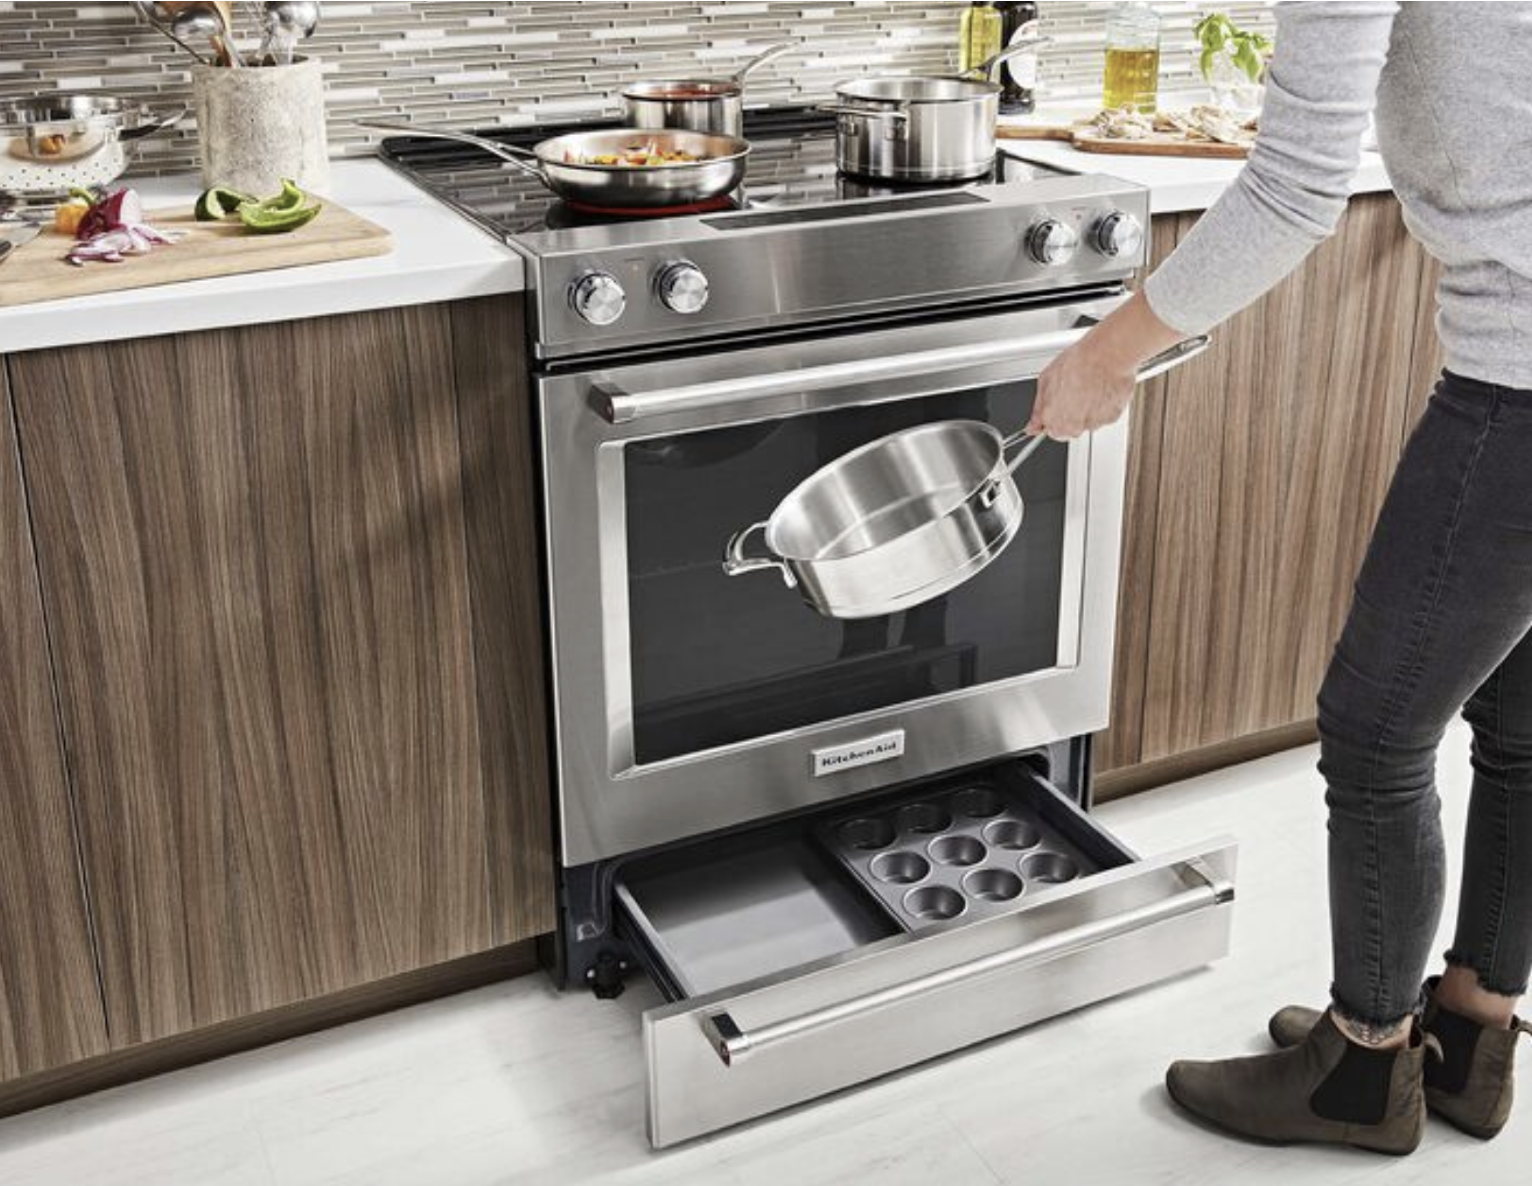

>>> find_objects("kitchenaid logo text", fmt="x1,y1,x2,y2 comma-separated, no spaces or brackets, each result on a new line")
812,731,907,777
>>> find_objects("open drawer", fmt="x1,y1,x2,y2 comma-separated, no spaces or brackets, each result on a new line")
614,762,1237,1147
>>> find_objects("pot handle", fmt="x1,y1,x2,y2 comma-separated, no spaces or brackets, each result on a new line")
732,41,796,83
814,104,909,124
961,36,1054,81
723,521,798,588
998,334,1213,475
120,105,188,143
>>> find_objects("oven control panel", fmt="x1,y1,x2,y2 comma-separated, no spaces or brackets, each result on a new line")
534,174,1152,359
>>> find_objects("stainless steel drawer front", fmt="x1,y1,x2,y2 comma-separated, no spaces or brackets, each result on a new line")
640,838,1236,1146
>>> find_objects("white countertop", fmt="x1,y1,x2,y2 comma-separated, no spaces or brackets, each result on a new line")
997,104,1393,215
0,158,525,355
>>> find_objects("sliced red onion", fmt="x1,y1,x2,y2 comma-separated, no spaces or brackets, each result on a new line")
65,196,184,265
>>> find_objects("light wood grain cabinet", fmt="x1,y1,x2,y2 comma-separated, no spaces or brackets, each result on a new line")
0,366,110,1077
1097,193,1441,782
6,296,553,1049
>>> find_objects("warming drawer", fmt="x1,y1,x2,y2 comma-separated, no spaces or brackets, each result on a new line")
614,762,1236,1147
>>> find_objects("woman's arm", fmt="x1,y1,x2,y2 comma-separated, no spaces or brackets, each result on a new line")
1028,0,1399,439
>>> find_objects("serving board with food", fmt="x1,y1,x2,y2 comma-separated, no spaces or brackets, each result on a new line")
0,180,392,308
998,104,1258,159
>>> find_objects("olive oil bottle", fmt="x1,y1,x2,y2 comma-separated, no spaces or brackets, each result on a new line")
959,2,1004,75
1103,2,1161,112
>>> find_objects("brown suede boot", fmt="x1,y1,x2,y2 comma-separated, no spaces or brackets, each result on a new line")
1269,981,1532,1140
1166,1011,1430,1155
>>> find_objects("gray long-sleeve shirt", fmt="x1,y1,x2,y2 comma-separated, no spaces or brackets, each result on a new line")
1143,2,1532,391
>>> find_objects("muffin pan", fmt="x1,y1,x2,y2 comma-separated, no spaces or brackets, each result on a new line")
817,780,1100,928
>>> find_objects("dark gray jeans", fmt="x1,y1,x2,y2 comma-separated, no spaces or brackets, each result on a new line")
1319,369,1532,1027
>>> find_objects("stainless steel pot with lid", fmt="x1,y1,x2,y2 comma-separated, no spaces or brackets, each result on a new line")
722,335,1211,619
0,94,186,200
822,39,1047,183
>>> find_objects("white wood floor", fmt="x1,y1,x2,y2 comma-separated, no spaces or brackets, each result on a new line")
3,720,1528,1185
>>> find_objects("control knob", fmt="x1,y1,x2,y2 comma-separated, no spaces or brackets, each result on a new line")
1093,210,1145,259
1027,218,1079,267
570,271,626,326
657,261,710,314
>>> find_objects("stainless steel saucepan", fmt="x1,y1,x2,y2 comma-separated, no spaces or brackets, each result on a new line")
358,120,749,209
622,42,795,137
722,335,1211,619
821,38,1049,183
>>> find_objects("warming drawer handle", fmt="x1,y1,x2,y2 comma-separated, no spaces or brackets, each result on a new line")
700,874,1231,1067
595,329,1095,425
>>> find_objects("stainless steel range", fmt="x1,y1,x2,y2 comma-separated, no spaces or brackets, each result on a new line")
381,110,1236,1148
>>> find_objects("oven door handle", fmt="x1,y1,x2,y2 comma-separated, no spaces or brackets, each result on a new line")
597,329,1209,425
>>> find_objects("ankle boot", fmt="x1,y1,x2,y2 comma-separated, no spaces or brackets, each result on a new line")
1268,979,1532,1140
1166,1010,1430,1154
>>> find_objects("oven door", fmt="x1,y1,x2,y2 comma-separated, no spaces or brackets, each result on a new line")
541,293,1131,867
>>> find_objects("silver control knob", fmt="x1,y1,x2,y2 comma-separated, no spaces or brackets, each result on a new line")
1028,218,1079,267
1093,210,1145,259
657,261,710,315
570,272,626,326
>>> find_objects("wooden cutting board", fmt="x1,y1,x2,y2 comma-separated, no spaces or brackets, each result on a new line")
0,201,393,308
1070,133,1250,160
995,124,1078,142
997,123,1251,159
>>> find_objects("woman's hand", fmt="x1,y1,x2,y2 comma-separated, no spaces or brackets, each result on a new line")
1025,290,1186,440
1027,339,1139,439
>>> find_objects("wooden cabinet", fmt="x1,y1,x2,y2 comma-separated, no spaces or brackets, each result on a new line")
0,366,109,1077
6,296,553,1049
1097,194,1441,784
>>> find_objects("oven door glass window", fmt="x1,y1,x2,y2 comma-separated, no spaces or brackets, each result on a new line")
625,380,1067,766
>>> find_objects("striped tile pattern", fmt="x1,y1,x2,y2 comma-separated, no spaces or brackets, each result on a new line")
0,2,1274,178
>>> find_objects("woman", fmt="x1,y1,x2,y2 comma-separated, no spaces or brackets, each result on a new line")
1029,2,1532,1154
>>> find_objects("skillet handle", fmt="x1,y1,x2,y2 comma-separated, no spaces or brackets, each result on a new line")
355,119,548,184
723,522,797,588
999,333,1213,474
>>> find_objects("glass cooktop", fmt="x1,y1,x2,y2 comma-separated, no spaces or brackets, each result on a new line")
376,106,1067,247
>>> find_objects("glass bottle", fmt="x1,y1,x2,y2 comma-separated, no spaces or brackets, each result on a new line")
959,2,1004,76
1103,2,1161,113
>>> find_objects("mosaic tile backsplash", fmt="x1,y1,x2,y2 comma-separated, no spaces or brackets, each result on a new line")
0,1,1275,178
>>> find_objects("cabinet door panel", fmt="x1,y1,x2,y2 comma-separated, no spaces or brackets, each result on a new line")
1096,196,1439,775
11,306,517,1046
0,364,108,1077
1126,196,1431,763
449,296,556,945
